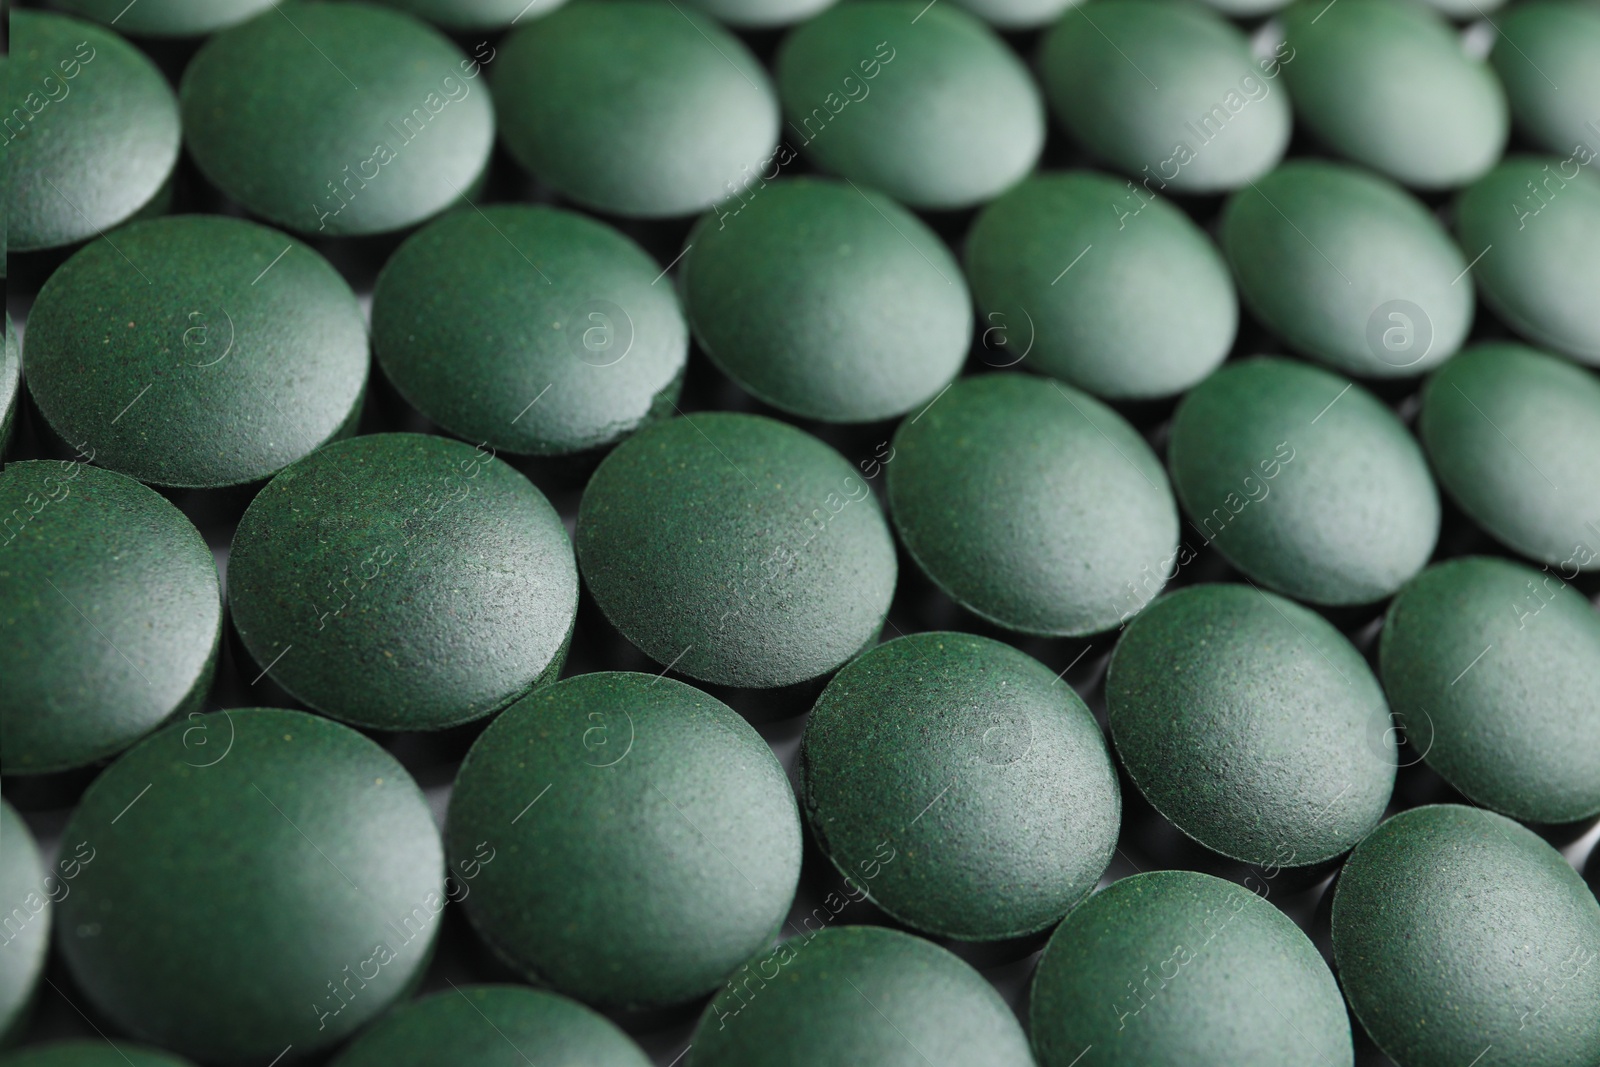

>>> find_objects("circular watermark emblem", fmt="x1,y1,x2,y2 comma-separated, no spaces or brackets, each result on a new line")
1365,299,1433,369
569,300,633,368
972,703,1034,767
977,306,1033,368
180,307,234,368
1365,706,1435,769
581,708,635,768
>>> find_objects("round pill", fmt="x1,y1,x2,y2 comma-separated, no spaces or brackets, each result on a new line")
1220,161,1472,377
576,413,896,688
1381,557,1600,824
0,462,220,775
328,985,650,1067
950,0,1075,29
964,172,1236,399
1280,0,1508,189
1197,0,1291,15
494,2,777,218
228,433,577,731
1332,804,1600,1067
775,2,1044,210
1455,157,1600,364
683,0,837,28
682,178,969,422
1031,871,1353,1067
57,708,444,1063
1418,343,1600,570
0,801,49,1044
1420,0,1506,16
7,11,179,254
0,1044,195,1067
2,315,18,453
374,0,567,31
24,216,368,488
888,373,1178,635
801,632,1120,940
1108,584,1395,867
1168,357,1439,605
180,2,495,237
448,673,801,1008
54,0,275,36
1491,2,1600,157
1037,0,1292,194
692,925,1034,1067
373,204,687,456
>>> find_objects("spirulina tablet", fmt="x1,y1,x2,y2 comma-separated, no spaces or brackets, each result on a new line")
0,1044,195,1067
228,433,577,731
1108,584,1395,867
682,178,969,422
0,462,220,775
1332,805,1600,1067
1280,0,1508,189
373,204,687,456
1418,343,1600,570
684,0,837,28
888,373,1178,635
0,802,50,1044
494,2,778,219
1030,871,1353,1067
375,0,568,31
1491,2,1600,158
801,632,1120,941
1221,161,1473,377
1038,0,1292,194
1381,557,1600,824
328,985,650,1067
951,0,1075,29
55,0,275,36
1168,357,1439,605
24,216,368,488
57,708,445,1063
775,1,1044,211
180,2,495,237
7,11,179,253
692,926,1034,1067
447,673,801,1008
576,413,896,688
1456,157,1600,364
1198,0,1291,15
964,172,1236,399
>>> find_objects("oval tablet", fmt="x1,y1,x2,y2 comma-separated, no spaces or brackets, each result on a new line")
448,674,801,1008
1108,584,1395,867
25,216,368,488
888,373,1178,635
374,204,687,456
374,0,567,31
1220,161,1472,377
181,2,495,236
1491,2,1600,158
494,2,778,218
7,11,179,253
802,632,1120,941
1038,0,1292,194
951,0,1077,29
0,1044,195,1067
228,433,578,730
1333,805,1600,1067
1381,557,1600,824
0,802,49,1044
1168,357,1439,605
683,0,837,27
775,1,1043,210
57,709,444,1063
965,171,1236,399
55,0,275,36
692,926,1034,1067
683,178,969,422
0,462,220,774
576,413,896,688
1280,0,1508,189
1419,343,1600,570
1456,157,1600,364
1031,871,1353,1067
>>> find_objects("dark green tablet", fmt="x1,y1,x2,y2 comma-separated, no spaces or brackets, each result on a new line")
0,802,50,1044
56,709,444,1063
951,0,1076,29
7,11,179,253
1490,2,1600,158
373,204,688,455
1031,872,1353,1067
228,433,577,731
1,462,220,774
887,373,1179,635
1333,805,1600,1067
447,674,801,1008
682,178,969,422
802,632,1120,940
181,2,496,236
55,0,276,36
0,1043,196,1067
576,413,897,688
683,0,837,27
24,216,368,488
375,0,569,31
1168,357,1439,605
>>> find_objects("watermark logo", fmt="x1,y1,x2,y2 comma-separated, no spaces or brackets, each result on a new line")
568,300,633,368
1365,299,1433,369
